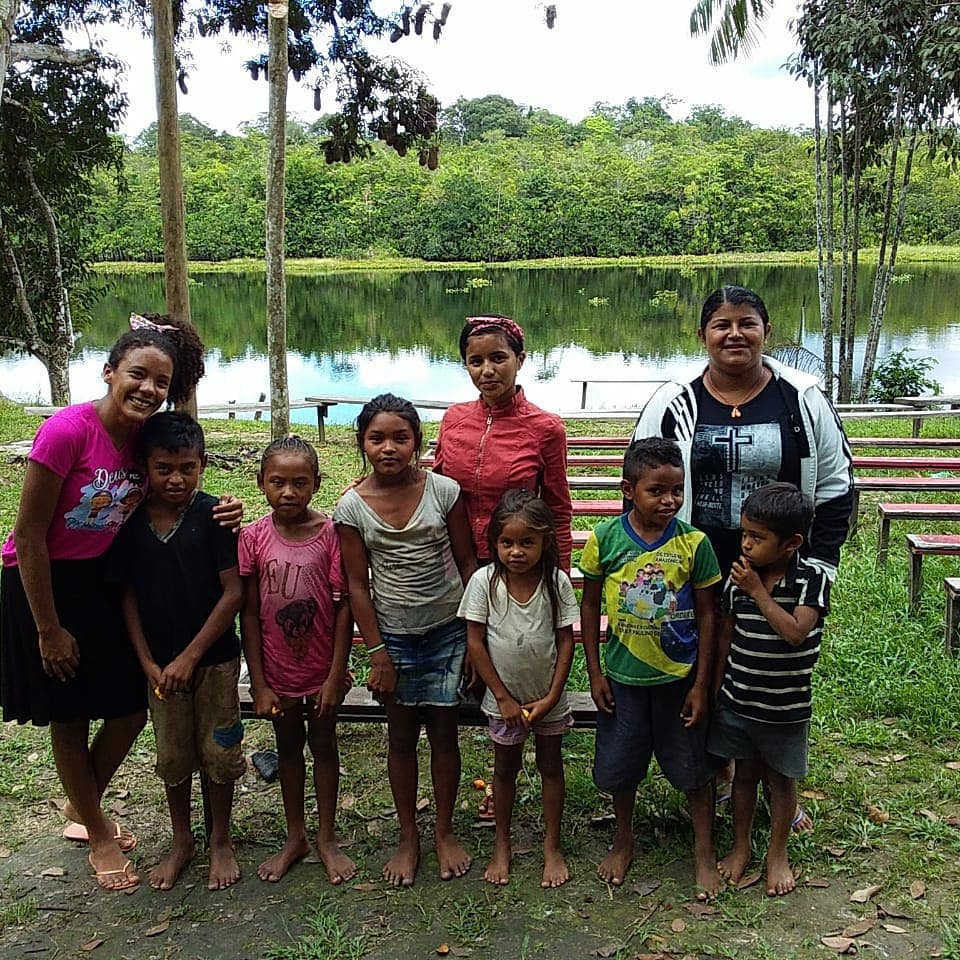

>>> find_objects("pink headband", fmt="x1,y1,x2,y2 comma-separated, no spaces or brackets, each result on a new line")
464,315,525,351
130,312,177,334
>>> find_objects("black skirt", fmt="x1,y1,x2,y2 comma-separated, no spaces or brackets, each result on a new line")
0,557,147,726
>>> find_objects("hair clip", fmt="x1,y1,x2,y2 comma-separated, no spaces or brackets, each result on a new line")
130,313,177,334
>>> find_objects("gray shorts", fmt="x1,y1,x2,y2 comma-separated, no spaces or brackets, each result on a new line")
707,702,809,779
593,676,721,795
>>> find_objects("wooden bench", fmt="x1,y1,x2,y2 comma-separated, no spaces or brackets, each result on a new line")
877,503,960,566
847,437,960,450
946,578,960,655
906,534,960,610
305,395,453,442
852,477,960,535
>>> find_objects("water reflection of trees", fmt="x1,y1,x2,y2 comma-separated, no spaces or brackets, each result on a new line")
82,265,960,364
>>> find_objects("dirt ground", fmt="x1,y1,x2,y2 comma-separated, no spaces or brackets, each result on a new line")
0,724,953,960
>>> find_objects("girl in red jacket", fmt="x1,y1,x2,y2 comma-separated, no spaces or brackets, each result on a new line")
433,316,573,571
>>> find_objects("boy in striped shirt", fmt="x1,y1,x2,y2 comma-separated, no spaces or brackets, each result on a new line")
709,482,829,897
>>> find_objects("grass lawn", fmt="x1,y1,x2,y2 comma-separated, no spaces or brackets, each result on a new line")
1,399,960,959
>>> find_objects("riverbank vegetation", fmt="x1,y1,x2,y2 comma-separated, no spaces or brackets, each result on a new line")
87,98,960,266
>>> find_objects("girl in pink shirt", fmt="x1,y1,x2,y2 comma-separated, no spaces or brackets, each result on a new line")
239,436,355,887
0,317,230,893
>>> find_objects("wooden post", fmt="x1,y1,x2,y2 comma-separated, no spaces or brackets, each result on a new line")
946,578,960,656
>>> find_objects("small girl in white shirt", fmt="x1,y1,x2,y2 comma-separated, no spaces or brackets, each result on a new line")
458,489,579,889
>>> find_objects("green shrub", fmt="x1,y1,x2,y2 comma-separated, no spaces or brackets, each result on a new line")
869,349,941,402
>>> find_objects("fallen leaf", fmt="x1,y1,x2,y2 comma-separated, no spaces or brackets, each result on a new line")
892,753,908,762
945,816,960,829
450,949,472,958
513,846,533,856
145,922,170,937
113,789,130,800
339,794,355,809
825,845,847,858
471,819,495,829
416,797,431,812
842,918,876,938
351,882,378,892
436,945,450,957
80,938,104,952
47,798,67,812
366,820,382,837
736,871,762,890
821,935,857,953
380,807,397,818
27,751,39,763
865,803,890,824
883,924,907,934
0,848,10,859
684,902,716,917
801,789,828,800
945,761,960,771
806,878,831,888
670,918,686,933
919,809,940,822
108,800,127,816
590,813,617,827
41,867,65,877
631,879,662,897
850,884,883,903
910,880,926,900
877,903,913,920
594,945,620,959
472,779,486,789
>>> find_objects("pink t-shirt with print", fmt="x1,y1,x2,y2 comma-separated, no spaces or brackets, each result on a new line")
2,403,146,567
238,513,346,699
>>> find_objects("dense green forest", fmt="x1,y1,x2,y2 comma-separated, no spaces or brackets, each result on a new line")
89,96,960,263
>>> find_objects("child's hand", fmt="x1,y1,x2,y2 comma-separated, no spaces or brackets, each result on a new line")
315,673,348,716
213,494,244,531
498,695,526,728
589,674,616,714
38,625,80,682
730,557,764,598
680,685,707,728
144,661,163,696
522,697,554,726
366,650,397,702
252,684,282,718
158,651,198,697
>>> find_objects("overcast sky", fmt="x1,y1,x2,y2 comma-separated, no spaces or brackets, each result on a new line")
84,0,809,140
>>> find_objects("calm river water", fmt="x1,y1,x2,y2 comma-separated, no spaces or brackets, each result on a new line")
3,263,958,423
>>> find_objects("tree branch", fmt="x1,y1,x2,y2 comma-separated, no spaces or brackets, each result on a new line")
9,42,99,68
0,205,47,361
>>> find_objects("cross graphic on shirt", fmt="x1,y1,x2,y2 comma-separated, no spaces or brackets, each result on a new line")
711,428,753,471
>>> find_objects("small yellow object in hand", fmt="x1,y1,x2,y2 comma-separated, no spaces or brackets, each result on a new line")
270,705,281,716
521,708,531,720
154,686,165,701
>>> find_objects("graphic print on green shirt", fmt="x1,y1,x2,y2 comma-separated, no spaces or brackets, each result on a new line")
580,515,720,686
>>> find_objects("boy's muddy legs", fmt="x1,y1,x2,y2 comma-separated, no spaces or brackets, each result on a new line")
485,743,522,885
308,715,356,885
687,783,723,900
52,719,139,888
536,735,570,888
718,758,761,885
207,780,240,890
425,707,471,880
259,713,310,882
597,788,636,885
764,767,797,896
150,779,195,890
384,704,422,886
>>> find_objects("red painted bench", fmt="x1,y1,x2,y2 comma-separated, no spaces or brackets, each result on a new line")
907,534,960,610
877,503,960,566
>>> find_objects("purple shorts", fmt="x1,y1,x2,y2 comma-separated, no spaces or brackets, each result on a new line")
488,712,574,746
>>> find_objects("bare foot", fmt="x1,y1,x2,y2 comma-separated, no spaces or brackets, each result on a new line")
765,851,796,896
317,839,356,886
717,845,752,885
258,835,310,883
383,835,420,887
541,844,570,889
149,839,195,890
695,856,725,900
436,832,471,881
597,836,633,886
208,840,241,891
484,838,511,886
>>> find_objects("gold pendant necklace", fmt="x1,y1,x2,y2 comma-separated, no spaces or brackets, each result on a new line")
705,369,768,419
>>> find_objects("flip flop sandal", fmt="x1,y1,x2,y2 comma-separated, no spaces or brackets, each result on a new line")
791,805,814,834
478,787,495,820
64,821,137,853
88,852,140,892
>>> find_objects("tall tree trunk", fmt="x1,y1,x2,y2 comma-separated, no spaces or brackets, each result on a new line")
844,109,863,403
813,65,835,398
151,0,195,416
265,1,290,439
837,97,851,402
860,128,918,400
0,0,18,106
